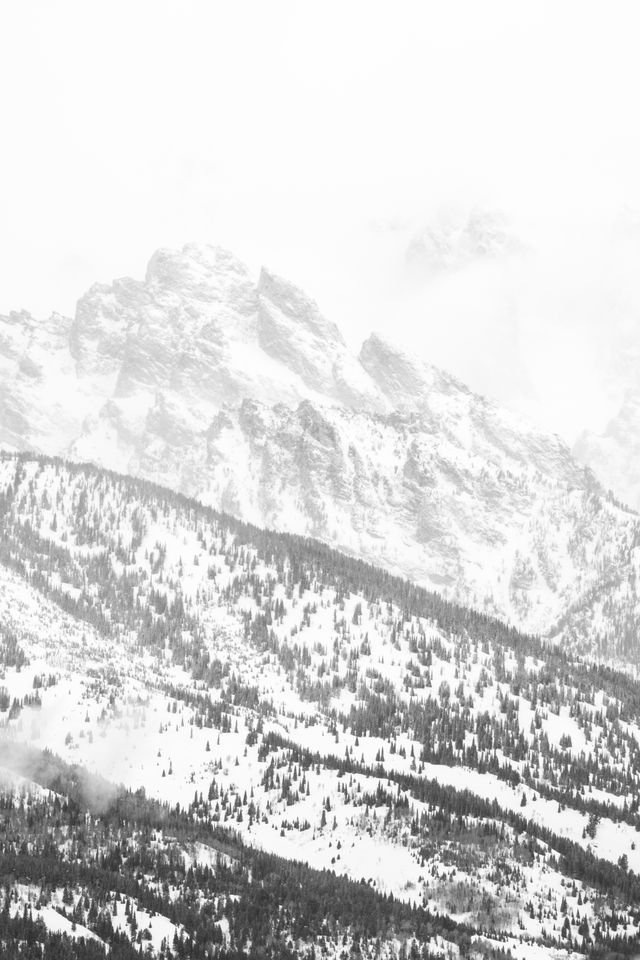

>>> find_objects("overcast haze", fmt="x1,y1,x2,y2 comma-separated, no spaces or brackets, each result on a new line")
2,1,640,440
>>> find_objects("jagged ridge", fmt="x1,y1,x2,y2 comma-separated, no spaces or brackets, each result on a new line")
1,245,639,646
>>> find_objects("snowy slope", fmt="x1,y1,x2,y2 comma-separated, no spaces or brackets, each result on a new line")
0,244,638,644
574,390,640,511
1,457,640,957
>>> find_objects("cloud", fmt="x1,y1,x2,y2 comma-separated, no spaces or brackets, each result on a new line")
1,1,640,443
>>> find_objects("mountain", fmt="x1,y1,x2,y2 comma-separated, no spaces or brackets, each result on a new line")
574,391,640,511
0,244,387,454
1,455,640,958
1,243,639,647
405,207,522,276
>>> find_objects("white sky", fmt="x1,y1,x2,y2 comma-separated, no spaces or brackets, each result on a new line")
2,1,640,440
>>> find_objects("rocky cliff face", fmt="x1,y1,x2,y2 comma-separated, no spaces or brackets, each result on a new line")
1,242,638,642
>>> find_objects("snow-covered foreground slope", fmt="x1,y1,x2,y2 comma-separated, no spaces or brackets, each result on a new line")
2,243,637,640
1,457,640,958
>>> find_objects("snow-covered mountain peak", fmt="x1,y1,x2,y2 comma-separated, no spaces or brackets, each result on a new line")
256,266,387,411
70,279,133,376
1,240,635,641
146,242,258,316
257,265,345,344
406,206,522,275
1,307,35,328
359,332,469,410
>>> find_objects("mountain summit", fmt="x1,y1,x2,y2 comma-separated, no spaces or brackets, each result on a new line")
1,243,638,649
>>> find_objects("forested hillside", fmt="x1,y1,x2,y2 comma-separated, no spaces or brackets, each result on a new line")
1,454,640,958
